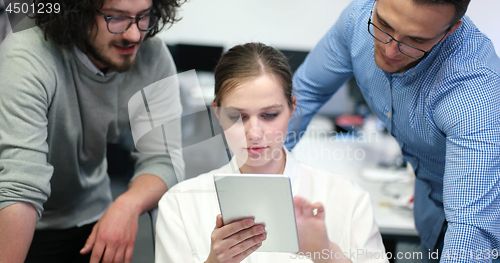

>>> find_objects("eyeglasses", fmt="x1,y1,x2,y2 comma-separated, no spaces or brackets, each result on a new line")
95,9,160,34
367,10,450,59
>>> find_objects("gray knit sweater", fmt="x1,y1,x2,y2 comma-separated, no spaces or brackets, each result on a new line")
0,27,184,229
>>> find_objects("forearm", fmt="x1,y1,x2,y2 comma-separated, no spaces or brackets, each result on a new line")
440,223,497,263
0,202,37,263
285,24,353,150
116,174,167,215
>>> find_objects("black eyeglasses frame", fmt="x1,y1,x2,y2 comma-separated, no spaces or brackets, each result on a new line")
367,9,451,60
95,9,161,34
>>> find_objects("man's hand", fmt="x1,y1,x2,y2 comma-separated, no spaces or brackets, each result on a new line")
80,194,140,263
80,174,167,263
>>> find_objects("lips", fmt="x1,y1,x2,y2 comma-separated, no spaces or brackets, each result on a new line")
114,44,136,55
246,146,268,154
379,49,402,64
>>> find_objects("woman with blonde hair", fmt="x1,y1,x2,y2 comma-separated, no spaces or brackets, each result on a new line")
155,42,387,263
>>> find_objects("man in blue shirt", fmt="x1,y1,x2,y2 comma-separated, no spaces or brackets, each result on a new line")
286,0,500,262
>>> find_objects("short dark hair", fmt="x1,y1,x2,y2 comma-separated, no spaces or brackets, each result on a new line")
412,0,471,25
33,0,185,51
213,43,294,108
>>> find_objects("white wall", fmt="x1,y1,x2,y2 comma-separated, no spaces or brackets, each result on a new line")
160,0,500,117
465,0,500,55
159,0,352,51
160,0,500,53
158,0,355,117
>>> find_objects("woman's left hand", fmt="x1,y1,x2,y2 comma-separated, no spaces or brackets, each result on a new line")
294,196,331,255
294,196,352,263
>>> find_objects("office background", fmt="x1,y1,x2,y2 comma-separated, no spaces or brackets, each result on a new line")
129,0,500,262
158,0,500,54
1,0,499,262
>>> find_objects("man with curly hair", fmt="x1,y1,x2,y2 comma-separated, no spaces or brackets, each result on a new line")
0,0,185,262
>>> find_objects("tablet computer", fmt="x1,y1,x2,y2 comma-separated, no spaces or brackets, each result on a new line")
213,174,299,253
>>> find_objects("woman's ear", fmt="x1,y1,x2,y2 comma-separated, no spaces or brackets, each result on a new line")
212,102,221,121
290,96,297,117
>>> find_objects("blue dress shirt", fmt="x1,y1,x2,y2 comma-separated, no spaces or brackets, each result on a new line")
286,0,500,261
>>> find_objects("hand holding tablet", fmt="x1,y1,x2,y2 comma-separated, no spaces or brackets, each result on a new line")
214,174,300,253
206,215,266,263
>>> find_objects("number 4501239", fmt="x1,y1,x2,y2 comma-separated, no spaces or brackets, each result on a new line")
5,2,60,14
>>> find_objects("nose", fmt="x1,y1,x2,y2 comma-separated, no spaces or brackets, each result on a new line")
246,118,263,143
384,40,401,58
121,22,141,43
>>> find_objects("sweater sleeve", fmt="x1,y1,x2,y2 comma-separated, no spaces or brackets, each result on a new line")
285,0,356,150
129,38,185,189
0,29,58,219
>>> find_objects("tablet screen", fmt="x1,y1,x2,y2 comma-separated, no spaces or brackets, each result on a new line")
214,174,299,253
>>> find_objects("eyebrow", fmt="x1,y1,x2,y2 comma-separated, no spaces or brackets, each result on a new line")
100,7,152,15
375,9,436,42
226,104,284,111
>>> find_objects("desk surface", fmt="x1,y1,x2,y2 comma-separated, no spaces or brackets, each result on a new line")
291,127,418,237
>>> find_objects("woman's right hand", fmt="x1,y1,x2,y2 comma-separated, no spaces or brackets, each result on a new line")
205,214,266,263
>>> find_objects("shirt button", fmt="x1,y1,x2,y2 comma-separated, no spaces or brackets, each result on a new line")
387,112,391,118
412,72,416,76
399,73,404,77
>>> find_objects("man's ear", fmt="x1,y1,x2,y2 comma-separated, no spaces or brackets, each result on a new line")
442,20,463,42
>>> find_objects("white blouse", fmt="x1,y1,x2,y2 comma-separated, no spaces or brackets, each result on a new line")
155,150,388,263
